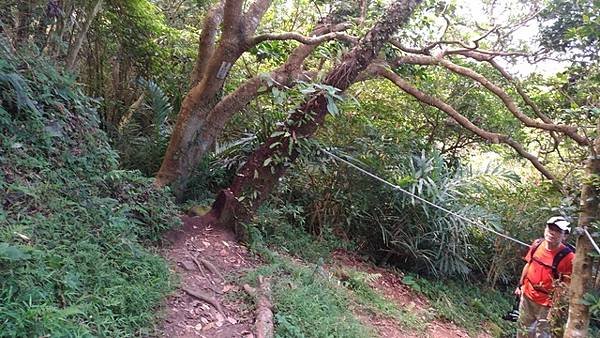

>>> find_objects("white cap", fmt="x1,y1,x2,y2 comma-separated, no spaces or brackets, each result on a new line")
546,216,571,234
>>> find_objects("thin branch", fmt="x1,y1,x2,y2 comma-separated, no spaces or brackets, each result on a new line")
370,63,556,181
389,39,427,55
492,6,544,45
251,30,356,46
473,25,498,45
444,48,530,58
65,0,103,72
117,92,145,132
453,49,561,147
390,38,530,58
390,55,589,146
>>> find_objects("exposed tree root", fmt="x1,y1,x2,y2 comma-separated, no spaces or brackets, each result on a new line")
190,254,215,285
181,286,225,315
198,257,225,281
243,284,256,296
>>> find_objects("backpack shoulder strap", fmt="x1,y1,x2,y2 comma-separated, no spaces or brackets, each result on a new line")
565,242,576,252
552,244,575,279
527,238,544,262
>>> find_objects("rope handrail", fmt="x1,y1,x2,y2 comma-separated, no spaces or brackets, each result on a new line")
321,149,531,247
583,228,600,255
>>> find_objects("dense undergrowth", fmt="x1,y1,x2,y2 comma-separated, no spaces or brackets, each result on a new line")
0,43,180,336
242,206,516,337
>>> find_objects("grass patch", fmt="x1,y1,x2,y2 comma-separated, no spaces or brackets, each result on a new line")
240,245,426,337
402,273,514,337
246,203,354,263
241,250,374,338
337,268,425,331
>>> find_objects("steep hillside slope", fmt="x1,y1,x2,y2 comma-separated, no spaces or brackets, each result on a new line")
0,42,180,336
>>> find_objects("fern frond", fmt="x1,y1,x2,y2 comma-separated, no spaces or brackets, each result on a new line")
137,78,172,136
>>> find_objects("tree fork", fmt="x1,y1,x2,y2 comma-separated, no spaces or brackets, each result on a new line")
207,0,422,230
156,10,349,198
155,0,272,197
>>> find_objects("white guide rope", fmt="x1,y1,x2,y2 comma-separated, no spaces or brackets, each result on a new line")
583,228,600,255
321,149,531,247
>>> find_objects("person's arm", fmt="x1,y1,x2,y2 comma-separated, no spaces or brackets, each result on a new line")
515,262,529,296
556,252,575,287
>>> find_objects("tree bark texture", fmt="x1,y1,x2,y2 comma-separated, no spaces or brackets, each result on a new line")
155,0,275,198
190,2,224,87
155,0,348,198
255,276,273,338
208,0,422,229
565,138,600,338
65,0,104,71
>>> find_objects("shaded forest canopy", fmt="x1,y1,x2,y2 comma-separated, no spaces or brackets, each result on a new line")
1,0,599,336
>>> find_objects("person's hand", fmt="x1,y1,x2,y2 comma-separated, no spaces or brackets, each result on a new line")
514,286,522,296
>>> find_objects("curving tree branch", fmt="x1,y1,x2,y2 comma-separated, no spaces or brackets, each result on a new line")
196,22,349,153
389,54,590,146
450,49,563,149
251,30,357,46
370,62,556,181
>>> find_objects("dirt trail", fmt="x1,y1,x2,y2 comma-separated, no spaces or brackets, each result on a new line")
159,216,493,338
329,249,493,338
160,216,257,337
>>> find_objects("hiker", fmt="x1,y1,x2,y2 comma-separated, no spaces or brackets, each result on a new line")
514,216,575,338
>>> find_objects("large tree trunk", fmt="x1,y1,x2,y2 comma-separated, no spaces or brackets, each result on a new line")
155,0,347,199
565,136,600,337
155,0,272,198
207,0,422,231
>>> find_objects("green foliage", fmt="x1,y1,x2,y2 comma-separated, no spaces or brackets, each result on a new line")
280,143,523,279
337,268,425,329
401,273,514,336
79,0,198,166
539,0,600,61
240,250,374,338
0,43,180,336
117,78,174,176
243,230,513,337
246,202,350,263
582,290,600,321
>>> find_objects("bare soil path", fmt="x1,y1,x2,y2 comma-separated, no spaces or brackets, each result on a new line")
328,249,493,338
159,216,494,338
160,215,258,338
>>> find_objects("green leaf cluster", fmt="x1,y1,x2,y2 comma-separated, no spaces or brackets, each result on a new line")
0,41,180,336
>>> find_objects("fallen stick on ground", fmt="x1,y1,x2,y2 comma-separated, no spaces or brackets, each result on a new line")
243,284,256,296
244,275,273,338
182,286,225,315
